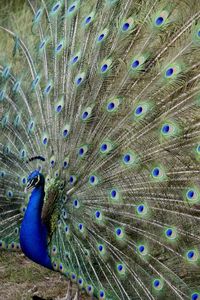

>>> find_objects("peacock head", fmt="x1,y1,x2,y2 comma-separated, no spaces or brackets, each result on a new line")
26,170,45,191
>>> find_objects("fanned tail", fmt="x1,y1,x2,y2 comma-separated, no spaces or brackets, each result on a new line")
1,0,200,299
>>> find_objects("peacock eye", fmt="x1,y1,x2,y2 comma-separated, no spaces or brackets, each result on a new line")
32,176,40,186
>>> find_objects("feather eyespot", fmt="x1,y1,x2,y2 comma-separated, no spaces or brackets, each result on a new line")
155,17,164,26
165,228,177,240
191,293,200,300
68,5,76,13
138,245,148,256
153,278,163,290
85,16,91,24
187,250,198,262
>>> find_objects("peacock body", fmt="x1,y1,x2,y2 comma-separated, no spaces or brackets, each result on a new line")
1,0,200,299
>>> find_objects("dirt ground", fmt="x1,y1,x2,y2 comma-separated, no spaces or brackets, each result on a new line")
0,251,91,300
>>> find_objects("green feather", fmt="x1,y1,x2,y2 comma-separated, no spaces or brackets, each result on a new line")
1,1,200,299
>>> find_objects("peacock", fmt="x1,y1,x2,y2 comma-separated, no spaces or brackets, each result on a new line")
1,0,200,299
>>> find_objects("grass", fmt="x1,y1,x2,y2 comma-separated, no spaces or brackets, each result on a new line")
0,251,90,300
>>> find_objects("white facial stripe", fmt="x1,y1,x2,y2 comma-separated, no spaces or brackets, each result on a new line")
35,176,40,186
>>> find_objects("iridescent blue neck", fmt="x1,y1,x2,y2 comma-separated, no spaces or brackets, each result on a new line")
20,185,52,269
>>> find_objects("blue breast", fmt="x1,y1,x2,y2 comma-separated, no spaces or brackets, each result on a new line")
20,186,52,269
